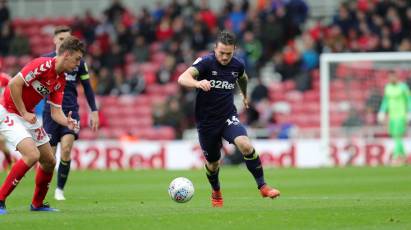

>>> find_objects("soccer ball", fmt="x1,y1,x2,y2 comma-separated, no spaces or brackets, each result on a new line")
168,177,194,203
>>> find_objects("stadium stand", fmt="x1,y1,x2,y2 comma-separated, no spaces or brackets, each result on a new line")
1,0,411,140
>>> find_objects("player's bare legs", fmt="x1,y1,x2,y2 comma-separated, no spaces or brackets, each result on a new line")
234,136,280,199
16,138,41,166
37,142,56,174
0,135,13,171
205,160,223,207
54,134,75,200
30,142,58,211
59,134,75,162
0,138,39,214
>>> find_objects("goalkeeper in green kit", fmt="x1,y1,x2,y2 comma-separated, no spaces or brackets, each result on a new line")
378,71,411,166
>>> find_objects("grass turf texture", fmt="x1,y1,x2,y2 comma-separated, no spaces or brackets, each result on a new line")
0,166,410,229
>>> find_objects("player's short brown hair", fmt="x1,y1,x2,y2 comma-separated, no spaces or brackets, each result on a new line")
216,30,236,46
58,36,85,56
54,25,72,36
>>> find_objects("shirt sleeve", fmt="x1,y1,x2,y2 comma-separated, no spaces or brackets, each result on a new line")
379,95,387,113
78,60,90,80
77,61,98,111
47,82,65,107
81,77,98,111
19,58,50,86
191,56,209,78
379,87,387,113
0,73,10,87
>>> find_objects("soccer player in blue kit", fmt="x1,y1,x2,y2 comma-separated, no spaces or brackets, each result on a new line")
178,31,280,207
42,26,99,201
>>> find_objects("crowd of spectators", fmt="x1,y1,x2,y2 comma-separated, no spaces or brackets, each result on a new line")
1,0,411,139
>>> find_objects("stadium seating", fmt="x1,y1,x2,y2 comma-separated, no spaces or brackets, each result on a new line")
6,0,410,141
78,91,176,140
5,11,181,141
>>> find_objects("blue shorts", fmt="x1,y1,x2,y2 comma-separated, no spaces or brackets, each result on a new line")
198,116,247,163
43,110,80,146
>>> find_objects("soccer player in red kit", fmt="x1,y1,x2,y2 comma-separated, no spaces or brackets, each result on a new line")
0,72,13,170
0,36,84,214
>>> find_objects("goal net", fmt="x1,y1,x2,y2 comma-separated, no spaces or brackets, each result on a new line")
320,52,411,157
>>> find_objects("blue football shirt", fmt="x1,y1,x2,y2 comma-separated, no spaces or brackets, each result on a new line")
192,52,245,130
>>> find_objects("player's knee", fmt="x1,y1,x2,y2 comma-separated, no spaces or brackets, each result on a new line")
26,150,41,163
207,161,220,172
236,140,253,155
41,157,56,171
234,136,252,153
241,145,254,156
17,138,40,161
49,157,57,168
61,146,72,161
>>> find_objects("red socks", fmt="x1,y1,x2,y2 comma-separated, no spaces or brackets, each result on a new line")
0,159,54,207
0,159,31,201
31,166,53,208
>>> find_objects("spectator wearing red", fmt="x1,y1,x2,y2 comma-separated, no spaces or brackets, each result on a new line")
156,16,174,41
199,1,217,32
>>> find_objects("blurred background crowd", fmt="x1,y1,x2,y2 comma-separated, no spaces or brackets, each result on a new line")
1,0,411,140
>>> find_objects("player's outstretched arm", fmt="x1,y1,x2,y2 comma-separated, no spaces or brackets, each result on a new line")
237,73,249,109
178,67,211,91
50,106,79,130
89,111,99,132
9,74,36,124
80,75,99,131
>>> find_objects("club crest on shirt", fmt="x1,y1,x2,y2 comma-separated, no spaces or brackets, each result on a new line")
54,83,61,91
212,71,218,76
65,74,76,81
231,72,239,78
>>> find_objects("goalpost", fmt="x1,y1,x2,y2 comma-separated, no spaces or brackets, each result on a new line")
320,52,411,157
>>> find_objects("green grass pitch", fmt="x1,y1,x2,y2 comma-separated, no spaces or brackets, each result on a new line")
0,166,410,229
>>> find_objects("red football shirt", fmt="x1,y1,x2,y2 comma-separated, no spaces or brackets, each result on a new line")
2,57,66,115
0,72,10,87
0,72,11,105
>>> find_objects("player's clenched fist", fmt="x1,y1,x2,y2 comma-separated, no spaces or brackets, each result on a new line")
195,79,211,91
22,112,37,124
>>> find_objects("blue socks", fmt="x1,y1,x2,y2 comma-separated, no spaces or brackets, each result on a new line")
244,149,265,189
57,160,71,190
205,165,220,191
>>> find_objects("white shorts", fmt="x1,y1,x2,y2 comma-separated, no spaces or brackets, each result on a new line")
0,105,49,149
